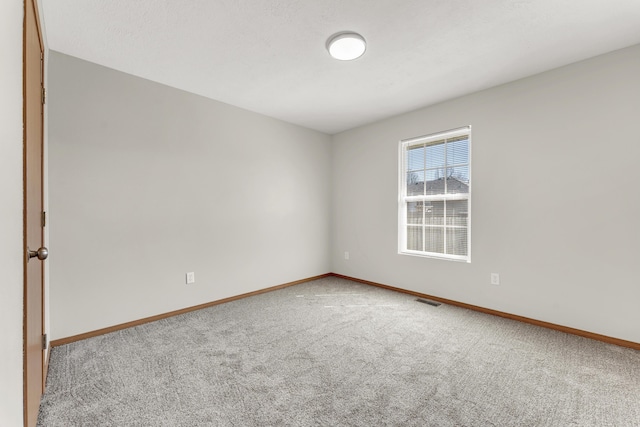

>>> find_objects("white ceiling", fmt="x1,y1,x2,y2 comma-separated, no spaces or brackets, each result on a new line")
41,0,640,134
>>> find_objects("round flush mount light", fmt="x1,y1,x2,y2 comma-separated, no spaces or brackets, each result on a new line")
326,32,366,61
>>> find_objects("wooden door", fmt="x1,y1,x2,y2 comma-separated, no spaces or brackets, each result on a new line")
24,0,46,425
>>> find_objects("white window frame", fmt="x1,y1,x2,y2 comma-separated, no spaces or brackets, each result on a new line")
398,126,471,262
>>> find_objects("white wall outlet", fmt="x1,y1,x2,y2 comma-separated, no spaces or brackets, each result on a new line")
186,272,195,284
344,251,350,260
491,273,500,285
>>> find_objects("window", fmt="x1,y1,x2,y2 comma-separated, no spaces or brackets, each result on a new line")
399,126,471,262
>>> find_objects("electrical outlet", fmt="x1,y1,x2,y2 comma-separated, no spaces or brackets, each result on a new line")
186,272,195,284
491,273,500,285
344,251,350,260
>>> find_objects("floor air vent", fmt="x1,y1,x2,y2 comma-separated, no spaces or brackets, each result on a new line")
415,298,441,307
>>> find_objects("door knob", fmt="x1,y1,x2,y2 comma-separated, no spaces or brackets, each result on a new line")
27,246,48,261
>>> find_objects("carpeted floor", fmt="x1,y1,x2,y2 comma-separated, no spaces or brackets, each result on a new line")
38,277,640,426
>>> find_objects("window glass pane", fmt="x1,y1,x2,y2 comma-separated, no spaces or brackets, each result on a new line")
406,171,424,196
425,142,445,169
425,227,444,254
407,226,423,251
446,227,468,256
446,137,469,166
445,166,469,194
424,201,444,225
424,169,444,181
425,170,446,195
446,200,468,226
406,202,423,225
407,145,424,171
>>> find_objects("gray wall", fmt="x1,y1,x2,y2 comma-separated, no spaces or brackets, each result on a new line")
332,44,640,343
0,2,24,425
49,44,640,344
49,52,332,339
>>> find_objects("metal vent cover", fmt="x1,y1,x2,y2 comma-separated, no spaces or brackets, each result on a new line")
415,298,442,307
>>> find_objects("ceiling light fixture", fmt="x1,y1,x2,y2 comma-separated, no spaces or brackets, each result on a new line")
326,32,366,61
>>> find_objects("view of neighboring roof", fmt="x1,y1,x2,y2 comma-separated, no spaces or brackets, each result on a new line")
407,177,469,195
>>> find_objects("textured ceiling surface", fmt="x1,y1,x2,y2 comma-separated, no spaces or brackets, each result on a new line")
41,0,640,134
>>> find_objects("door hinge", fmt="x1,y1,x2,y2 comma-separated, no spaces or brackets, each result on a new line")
41,87,46,105
42,211,46,227
42,334,48,350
